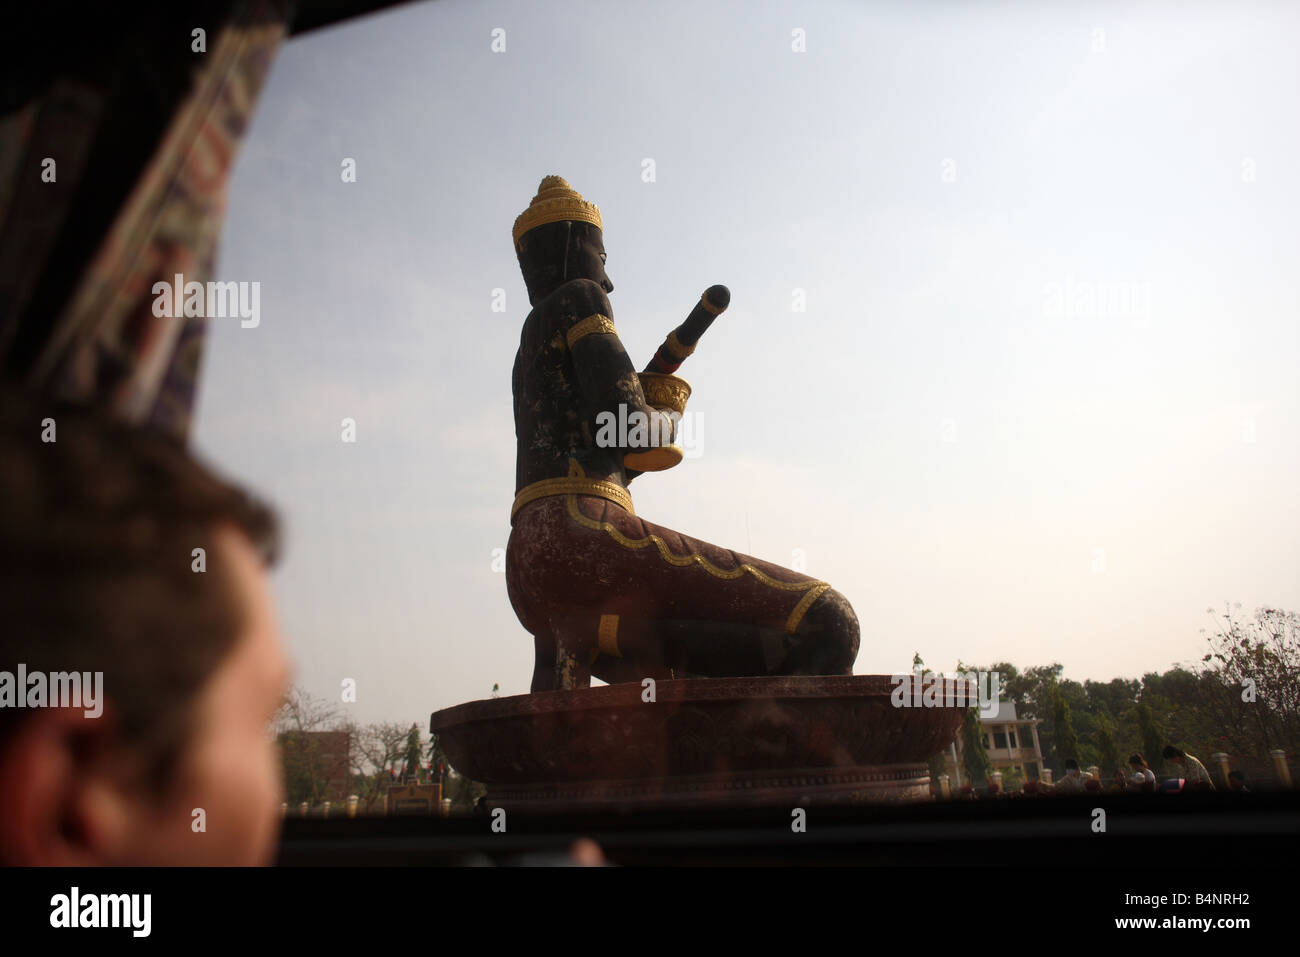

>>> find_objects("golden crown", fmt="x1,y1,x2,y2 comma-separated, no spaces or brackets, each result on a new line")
513,175,602,250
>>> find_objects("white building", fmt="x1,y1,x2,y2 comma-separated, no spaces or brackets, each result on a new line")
945,701,1044,789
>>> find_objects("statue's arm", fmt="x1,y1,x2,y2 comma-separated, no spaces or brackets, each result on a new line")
560,282,673,470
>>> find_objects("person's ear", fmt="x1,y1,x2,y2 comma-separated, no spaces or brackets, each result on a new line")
0,706,138,865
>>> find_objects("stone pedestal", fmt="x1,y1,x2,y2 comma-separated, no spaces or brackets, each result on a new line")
430,675,968,812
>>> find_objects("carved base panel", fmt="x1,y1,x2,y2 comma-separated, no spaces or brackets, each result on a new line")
490,763,933,812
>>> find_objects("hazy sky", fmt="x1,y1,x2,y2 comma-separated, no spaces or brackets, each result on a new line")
194,0,1300,727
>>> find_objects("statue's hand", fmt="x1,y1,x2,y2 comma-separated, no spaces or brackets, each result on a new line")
621,410,683,480
656,409,679,446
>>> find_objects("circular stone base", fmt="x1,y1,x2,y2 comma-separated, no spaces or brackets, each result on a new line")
490,763,933,812
431,675,968,811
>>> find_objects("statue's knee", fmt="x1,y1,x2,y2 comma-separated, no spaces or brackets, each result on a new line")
801,587,860,672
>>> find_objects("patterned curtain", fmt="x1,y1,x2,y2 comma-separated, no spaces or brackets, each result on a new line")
0,1,293,440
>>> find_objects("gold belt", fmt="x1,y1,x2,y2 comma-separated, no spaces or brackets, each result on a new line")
511,475,635,523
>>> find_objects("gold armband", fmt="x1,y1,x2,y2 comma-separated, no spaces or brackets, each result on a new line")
566,313,617,348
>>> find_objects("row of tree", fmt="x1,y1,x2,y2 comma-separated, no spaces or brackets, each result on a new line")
948,605,1299,786
274,687,486,812
277,604,1299,805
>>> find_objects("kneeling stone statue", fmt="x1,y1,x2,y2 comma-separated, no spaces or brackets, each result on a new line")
506,175,860,692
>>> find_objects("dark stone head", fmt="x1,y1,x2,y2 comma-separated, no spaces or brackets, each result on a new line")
516,220,613,306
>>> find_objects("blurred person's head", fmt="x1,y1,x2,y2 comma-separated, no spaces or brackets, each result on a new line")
1162,745,1185,766
1064,758,1079,775
1128,752,1148,770
1228,770,1247,791
0,385,289,865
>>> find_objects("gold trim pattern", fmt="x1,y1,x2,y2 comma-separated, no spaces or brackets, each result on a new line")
512,475,634,522
699,292,725,316
513,175,603,248
598,614,621,658
566,313,618,349
665,329,696,360
564,494,829,634
786,582,832,635
635,371,691,414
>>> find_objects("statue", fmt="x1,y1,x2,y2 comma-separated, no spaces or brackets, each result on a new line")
432,184,961,809
507,176,860,692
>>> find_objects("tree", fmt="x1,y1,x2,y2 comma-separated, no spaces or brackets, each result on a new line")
1095,711,1121,778
959,706,992,788
351,721,411,812
1048,678,1080,772
1000,663,1063,720
442,768,487,811
984,661,1019,701
1056,678,1098,767
274,686,348,807
429,731,450,782
426,731,489,812
1194,604,1300,756
403,724,423,784
1140,667,1218,759
1134,700,1165,771
1083,677,1141,720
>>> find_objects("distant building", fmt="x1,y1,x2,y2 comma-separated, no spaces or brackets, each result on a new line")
944,701,1044,789
277,729,353,804
386,782,443,815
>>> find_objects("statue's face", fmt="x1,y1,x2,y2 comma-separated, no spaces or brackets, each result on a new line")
519,221,613,305
568,224,613,294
